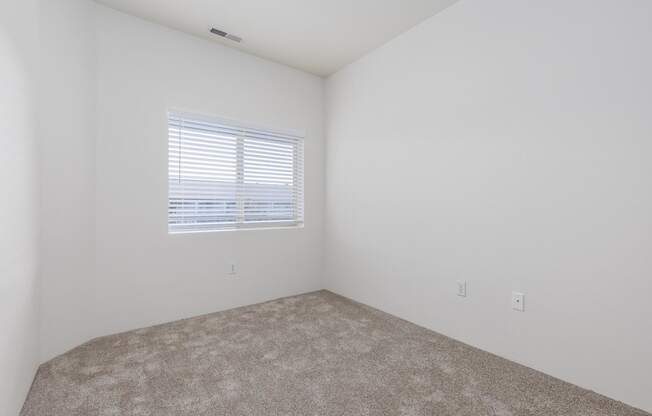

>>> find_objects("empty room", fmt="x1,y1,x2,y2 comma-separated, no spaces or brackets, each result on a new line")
2,0,651,414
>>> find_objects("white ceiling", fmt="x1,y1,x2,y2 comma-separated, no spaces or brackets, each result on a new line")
94,0,459,76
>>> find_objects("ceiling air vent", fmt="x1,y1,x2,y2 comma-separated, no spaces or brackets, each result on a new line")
210,28,242,43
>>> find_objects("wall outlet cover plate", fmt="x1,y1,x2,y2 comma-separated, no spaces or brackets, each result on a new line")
512,292,525,312
457,281,467,297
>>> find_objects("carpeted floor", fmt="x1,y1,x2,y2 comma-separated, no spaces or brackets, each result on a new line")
22,291,648,416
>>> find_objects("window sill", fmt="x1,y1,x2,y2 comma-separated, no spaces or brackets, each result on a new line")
168,223,304,235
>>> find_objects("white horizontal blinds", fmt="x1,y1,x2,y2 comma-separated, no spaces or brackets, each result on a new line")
168,111,304,232
242,130,304,223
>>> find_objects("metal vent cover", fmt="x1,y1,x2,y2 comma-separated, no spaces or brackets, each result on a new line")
210,28,242,43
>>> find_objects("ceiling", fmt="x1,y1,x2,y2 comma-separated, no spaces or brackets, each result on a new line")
94,0,459,76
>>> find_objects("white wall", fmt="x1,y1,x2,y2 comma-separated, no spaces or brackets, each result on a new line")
39,0,98,362
325,0,652,412
91,5,324,341
39,3,325,360
0,0,41,414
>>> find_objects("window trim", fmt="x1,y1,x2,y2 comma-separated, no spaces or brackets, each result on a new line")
167,109,305,234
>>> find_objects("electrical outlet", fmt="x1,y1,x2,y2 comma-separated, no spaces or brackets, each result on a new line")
512,292,524,312
456,280,467,297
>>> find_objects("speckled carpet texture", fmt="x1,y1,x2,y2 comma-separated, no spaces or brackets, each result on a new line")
22,290,648,416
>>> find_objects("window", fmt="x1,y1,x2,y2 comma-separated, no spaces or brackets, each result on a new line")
168,111,304,232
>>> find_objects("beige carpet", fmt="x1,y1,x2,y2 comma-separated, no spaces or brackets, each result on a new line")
22,291,648,416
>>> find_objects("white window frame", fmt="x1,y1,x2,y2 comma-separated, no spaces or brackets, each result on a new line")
168,110,305,233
